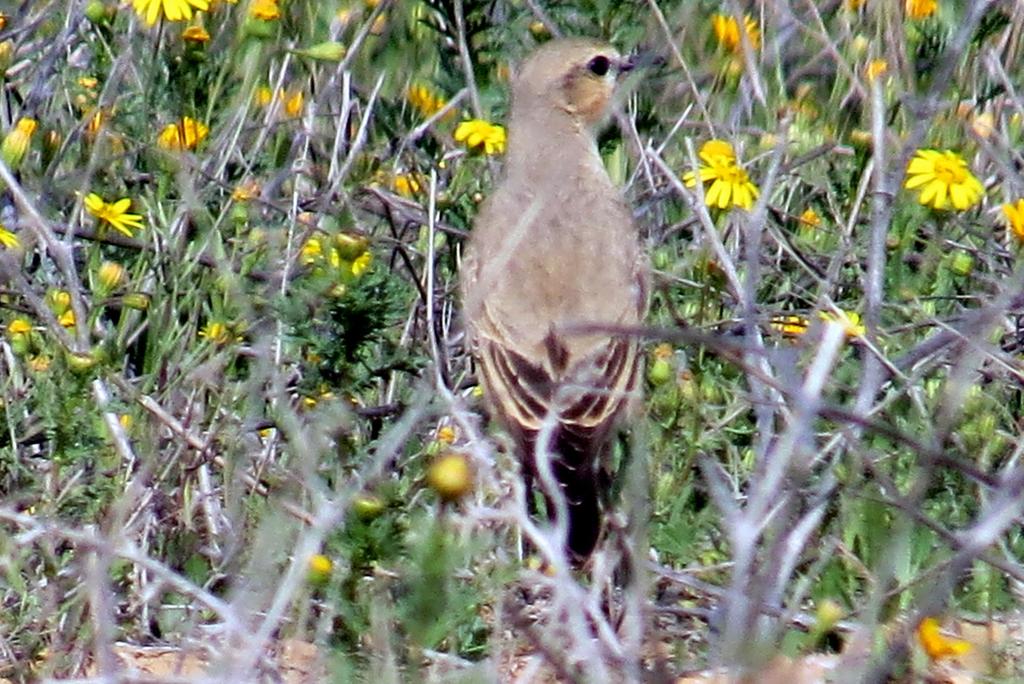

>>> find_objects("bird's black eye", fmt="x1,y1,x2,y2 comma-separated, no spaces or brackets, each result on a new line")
587,55,610,76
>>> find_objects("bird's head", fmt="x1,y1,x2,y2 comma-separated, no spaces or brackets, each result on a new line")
512,38,634,129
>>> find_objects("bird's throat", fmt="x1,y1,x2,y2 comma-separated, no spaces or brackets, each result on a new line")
505,109,604,185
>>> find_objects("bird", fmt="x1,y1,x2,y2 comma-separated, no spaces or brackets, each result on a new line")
460,38,648,559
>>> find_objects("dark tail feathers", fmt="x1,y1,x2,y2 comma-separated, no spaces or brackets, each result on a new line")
556,459,602,557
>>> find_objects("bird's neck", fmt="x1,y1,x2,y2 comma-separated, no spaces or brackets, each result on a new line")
505,106,602,183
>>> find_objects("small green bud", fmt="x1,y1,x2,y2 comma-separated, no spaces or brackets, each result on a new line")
85,0,106,23
293,41,347,61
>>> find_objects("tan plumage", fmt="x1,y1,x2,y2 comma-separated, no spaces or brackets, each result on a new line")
460,38,648,557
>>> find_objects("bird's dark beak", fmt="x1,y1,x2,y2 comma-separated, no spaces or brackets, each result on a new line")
619,50,665,74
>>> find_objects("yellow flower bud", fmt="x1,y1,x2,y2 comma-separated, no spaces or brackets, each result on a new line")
1,117,37,169
85,0,106,22
352,494,385,520
427,452,473,502
816,599,844,630
0,40,14,74
122,293,150,310
334,233,369,260
647,358,672,386
307,553,333,586
46,289,71,316
97,261,126,291
66,350,99,373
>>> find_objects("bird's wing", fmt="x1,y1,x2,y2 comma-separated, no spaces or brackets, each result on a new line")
474,301,641,443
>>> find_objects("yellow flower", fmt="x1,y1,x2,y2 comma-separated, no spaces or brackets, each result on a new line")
683,139,760,210
85,108,110,140
283,89,304,118
1002,199,1024,242
454,119,506,155
406,84,448,119
84,193,145,237
697,138,737,166
819,310,865,338
181,24,210,42
250,0,280,20
799,208,821,228
58,309,76,328
7,318,31,336
904,149,983,211
865,59,888,82
132,0,210,26
301,236,324,265
905,0,937,20
770,314,809,337
232,179,261,201
1,117,37,169
917,617,971,660
0,223,19,249
351,251,372,277
436,425,457,444
711,14,760,53
255,87,303,119
369,13,387,35
392,173,421,197
199,320,235,345
157,116,209,151
28,355,51,372
255,86,275,107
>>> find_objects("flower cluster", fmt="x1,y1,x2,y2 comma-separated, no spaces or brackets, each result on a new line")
157,116,209,151
301,231,374,296
407,84,448,120
255,86,305,119
403,82,503,157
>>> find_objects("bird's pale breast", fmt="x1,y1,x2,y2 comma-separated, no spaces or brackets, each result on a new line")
464,155,642,368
